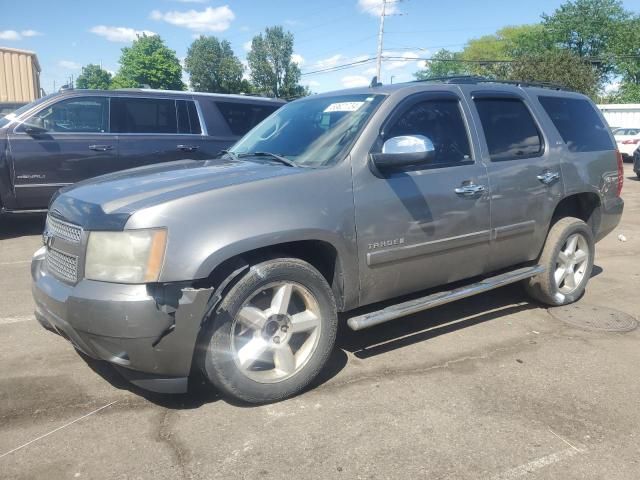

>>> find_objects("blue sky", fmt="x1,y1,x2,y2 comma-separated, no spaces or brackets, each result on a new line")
3,0,640,94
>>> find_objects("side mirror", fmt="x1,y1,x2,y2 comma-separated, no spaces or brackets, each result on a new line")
370,135,436,171
24,125,48,135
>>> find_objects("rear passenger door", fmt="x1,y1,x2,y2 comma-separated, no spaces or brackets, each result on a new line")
468,92,563,271
112,96,209,171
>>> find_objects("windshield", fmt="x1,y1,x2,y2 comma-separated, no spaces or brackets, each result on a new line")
0,94,56,129
229,93,386,167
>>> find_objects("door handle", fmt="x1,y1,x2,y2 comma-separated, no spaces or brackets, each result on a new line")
455,184,486,196
88,144,113,152
537,171,560,185
177,145,199,152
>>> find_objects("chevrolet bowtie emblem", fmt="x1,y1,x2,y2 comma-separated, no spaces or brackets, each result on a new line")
43,231,55,249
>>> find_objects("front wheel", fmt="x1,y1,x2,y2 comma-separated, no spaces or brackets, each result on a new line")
198,258,338,404
524,217,595,306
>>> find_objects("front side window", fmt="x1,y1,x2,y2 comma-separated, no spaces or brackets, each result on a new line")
111,97,177,134
216,101,280,136
20,96,108,133
474,98,543,161
539,96,614,153
230,94,386,167
384,99,472,166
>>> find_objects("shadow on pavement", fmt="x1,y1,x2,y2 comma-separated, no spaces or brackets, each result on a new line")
0,214,45,240
338,283,537,360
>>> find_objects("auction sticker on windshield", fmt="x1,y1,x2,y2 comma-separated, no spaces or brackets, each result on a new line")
324,102,365,113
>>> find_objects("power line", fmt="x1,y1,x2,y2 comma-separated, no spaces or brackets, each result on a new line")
301,54,640,76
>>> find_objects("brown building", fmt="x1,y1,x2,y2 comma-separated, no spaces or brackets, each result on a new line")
0,46,42,103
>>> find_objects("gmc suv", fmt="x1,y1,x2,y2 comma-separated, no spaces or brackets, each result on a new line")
0,89,284,213
31,78,624,403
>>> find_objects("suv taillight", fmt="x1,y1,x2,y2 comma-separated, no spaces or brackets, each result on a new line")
621,138,640,145
616,150,624,197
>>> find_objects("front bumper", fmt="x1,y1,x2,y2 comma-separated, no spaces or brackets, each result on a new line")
31,248,213,393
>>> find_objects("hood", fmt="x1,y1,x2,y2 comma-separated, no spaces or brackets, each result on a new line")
50,158,303,230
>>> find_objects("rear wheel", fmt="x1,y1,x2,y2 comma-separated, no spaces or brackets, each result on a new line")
524,217,595,306
198,258,337,403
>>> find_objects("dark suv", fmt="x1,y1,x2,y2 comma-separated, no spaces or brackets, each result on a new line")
0,89,284,213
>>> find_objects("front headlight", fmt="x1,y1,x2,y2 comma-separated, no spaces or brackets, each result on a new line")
85,229,167,284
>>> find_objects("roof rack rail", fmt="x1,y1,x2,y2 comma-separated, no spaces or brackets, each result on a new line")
413,75,570,92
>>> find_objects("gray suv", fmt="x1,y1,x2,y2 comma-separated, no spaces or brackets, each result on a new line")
0,89,283,213
31,78,624,403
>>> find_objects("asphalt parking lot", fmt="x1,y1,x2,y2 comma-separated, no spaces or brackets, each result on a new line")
1,164,639,480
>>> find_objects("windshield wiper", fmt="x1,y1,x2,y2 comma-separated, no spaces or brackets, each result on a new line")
219,149,239,161
237,151,297,167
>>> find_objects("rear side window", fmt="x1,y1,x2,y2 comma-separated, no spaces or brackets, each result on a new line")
111,97,177,134
474,98,543,161
176,100,202,134
216,101,279,136
538,96,614,152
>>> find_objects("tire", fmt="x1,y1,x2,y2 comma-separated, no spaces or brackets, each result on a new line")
524,217,595,306
198,258,338,404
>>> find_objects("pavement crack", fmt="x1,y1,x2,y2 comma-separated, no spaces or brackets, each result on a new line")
156,409,189,479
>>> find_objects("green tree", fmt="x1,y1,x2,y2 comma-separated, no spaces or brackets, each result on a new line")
414,49,468,80
185,36,245,93
610,83,640,102
247,26,307,98
508,50,600,97
462,24,550,77
76,64,112,90
542,0,631,78
611,16,640,85
111,34,184,90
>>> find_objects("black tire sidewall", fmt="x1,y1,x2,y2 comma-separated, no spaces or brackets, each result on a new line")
543,221,595,306
200,259,337,403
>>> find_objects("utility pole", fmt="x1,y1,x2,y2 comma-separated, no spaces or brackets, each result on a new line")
375,0,387,81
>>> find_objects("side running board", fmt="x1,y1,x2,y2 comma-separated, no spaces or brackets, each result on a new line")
347,265,545,331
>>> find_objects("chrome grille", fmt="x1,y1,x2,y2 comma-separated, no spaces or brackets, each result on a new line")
46,248,78,283
46,215,82,244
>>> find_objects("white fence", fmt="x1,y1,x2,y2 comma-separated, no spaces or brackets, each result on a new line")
597,104,640,129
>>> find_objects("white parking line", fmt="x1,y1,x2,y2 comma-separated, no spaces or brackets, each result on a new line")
0,260,30,266
0,316,33,325
0,401,118,459
489,448,582,480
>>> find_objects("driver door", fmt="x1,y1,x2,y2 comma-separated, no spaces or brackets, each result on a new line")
352,92,491,306
8,95,116,209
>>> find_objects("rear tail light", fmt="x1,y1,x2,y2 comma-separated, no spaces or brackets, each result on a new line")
616,150,624,197
621,138,640,145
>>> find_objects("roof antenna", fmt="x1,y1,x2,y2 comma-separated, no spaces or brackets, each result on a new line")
370,76,382,88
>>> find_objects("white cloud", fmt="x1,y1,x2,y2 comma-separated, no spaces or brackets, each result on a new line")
315,54,343,69
175,0,209,3
342,75,370,88
303,79,320,88
0,29,43,41
358,0,400,16
243,40,252,52
21,30,42,37
291,53,304,66
363,66,377,75
58,60,81,70
383,51,421,70
90,25,156,43
150,6,235,32
0,30,21,41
